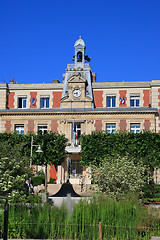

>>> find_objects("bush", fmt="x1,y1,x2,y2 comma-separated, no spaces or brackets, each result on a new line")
36,170,45,176
143,183,160,198
90,155,147,199
48,177,56,184
33,176,45,186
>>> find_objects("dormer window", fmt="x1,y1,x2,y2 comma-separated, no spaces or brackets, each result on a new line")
18,97,27,109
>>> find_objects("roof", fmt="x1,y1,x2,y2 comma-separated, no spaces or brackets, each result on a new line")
74,36,85,47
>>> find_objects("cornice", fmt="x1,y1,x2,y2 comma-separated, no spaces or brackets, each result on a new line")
8,83,63,90
0,107,157,117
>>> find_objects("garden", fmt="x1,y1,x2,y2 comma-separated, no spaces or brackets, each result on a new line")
1,131,160,239
1,196,160,239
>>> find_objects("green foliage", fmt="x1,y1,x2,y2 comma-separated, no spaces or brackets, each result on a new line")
36,170,45,176
143,198,160,203
81,131,160,171
31,131,68,166
33,176,45,186
48,177,56,184
0,132,67,199
0,141,32,201
90,155,147,199
1,196,160,239
0,131,68,167
142,183,160,198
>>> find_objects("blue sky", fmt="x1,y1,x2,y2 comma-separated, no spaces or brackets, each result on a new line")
0,0,160,84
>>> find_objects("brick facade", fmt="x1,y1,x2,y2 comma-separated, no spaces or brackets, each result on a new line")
119,119,127,131
8,92,15,108
143,90,150,107
144,120,151,131
52,92,62,108
119,90,127,107
30,92,37,108
51,120,58,132
5,121,11,133
93,91,103,107
94,120,102,131
28,120,34,132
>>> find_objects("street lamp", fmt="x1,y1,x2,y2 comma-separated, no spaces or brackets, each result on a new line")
30,136,43,168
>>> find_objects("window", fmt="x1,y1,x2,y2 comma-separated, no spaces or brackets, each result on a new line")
130,95,140,107
40,97,49,109
72,123,81,145
130,124,140,133
106,123,116,133
15,125,24,134
38,125,48,134
106,96,116,107
18,97,27,108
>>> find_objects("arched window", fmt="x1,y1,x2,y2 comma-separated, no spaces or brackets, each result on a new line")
77,51,82,62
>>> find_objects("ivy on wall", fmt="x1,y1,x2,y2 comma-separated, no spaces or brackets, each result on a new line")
81,131,160,171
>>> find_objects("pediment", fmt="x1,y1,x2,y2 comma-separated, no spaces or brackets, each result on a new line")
75,43,84,49
68,75,86,83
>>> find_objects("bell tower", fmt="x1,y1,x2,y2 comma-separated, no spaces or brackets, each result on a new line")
61,37,94,109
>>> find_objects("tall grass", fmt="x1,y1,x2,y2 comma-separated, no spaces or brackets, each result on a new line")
1,195,160,239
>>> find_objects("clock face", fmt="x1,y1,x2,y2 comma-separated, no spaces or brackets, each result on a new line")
73,89,81,98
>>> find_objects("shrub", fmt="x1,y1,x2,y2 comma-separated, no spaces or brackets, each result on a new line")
48,177,56,184
90,155,147,199
33,176,45,186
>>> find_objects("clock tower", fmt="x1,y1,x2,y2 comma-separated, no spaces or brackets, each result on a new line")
61,37,95,109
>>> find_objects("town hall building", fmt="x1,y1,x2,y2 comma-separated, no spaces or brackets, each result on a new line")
0,37,160,184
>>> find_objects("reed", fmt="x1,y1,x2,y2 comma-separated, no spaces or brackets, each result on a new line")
1,195,160,239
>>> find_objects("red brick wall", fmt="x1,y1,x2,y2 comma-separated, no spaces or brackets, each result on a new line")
5,121,11,133
30,92,37,108
119,120,127,131
95,120,102,131
52,92,62,108
143,90,150,107
93,91,103,107
8,92,15,108
144,120,151,131
49,164,57,180
28,120,34,132
51,120,58,133
119,90,127,107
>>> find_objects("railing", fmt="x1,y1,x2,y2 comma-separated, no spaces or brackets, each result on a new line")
67,63,91,69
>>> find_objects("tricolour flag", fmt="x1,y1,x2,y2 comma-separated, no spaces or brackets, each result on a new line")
31,97,35,105
74,124,78,140
120,96,125,104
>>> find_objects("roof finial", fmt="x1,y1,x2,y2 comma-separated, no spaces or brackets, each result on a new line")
79,36,81,39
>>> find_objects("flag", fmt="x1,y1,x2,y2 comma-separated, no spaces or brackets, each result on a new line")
120,96,125,104
31,97,35,105
74,123,78,140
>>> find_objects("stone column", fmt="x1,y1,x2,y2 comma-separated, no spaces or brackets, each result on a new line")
57,165,65,184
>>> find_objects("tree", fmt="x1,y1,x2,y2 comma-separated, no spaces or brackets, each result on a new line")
0,141,32,201
90,155,147,200
0,132,68,192
31,132,68,191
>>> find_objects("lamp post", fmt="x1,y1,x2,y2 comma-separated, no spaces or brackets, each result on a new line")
30,136,43,168
30,136,43,192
